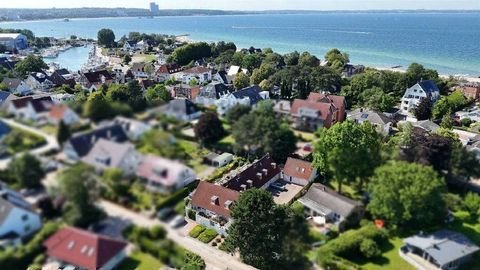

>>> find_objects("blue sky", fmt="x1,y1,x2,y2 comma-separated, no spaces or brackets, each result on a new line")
3,0,480,10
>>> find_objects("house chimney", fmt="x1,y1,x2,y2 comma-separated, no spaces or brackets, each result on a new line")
322,186,327,192
91,135,96,144
256,172,263,180
240,184,247,191
271,162,277,169
262,168,268,176
246,179,253,188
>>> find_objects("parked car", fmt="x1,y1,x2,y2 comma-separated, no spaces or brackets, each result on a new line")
157,207,174,221
271,182,286,191
168,215,185,228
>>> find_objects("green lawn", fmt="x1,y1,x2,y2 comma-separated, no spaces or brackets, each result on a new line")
178,139,210,174
446,211,480,269
40,124,58,135
118,251,163,270
356,237,415,270
294,130,316,142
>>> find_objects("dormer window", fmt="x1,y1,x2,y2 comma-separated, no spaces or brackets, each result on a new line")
210,196,219,205
224,200,233,209
67,241,75,250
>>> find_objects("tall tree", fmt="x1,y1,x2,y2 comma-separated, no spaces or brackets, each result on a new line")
83,91,113,122
59,164,104,227
325,48,350,70
414,97,432,120
367,161,446,228
226,104,251,124
313,121,381,192
14,55,47,75
194,112,225,144
145,84,172,106
9,154,45,189
233,72,250,90
97,28,115,48
226,189,309,270
56,120,71,145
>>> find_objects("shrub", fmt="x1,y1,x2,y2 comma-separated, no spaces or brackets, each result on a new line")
198,229,218,243
149,225,167,240
464,192,480,217
359,239,381,258
212,242,217,247
443,193,464,212
187,209,197,220
216,238,222,243
189,225,206,238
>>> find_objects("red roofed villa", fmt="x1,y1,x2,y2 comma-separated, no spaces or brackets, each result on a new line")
43,226,127,270
282,157,318,186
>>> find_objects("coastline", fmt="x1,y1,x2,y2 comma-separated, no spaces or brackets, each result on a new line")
374,66,480,83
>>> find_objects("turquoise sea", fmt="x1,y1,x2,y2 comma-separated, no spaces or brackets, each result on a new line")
1,13,479,75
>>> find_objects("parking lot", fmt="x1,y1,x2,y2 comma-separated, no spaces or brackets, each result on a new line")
268,181,304,205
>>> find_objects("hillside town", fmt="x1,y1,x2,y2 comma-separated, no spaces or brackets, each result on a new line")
0,26,479,270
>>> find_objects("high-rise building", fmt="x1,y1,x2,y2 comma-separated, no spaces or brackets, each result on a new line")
149,2,159,14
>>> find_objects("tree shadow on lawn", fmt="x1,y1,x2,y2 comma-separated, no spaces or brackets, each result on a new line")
346,238,394,267
118,257,141,270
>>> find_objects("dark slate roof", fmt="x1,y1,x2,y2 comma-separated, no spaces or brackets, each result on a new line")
126,40,136,47
67,124,129,158
232,85,264,105
417,80,440,94
83,70,113,84
299,183,363,218
0,91,12,105
29,71,51,83
0,120,11,138
404,230,480,266
216,70,230,84
200,82,232,99
165,99,200,117
50,69,76,88
223,154,281,191
30,96,54,113
0,57,17,70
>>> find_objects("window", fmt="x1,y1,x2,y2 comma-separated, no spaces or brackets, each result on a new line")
21,214,28,222
24,225,31,232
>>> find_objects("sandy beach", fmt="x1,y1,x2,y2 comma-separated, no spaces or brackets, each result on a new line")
374,66,480,83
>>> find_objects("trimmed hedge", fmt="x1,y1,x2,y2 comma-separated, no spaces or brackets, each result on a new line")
189,225,206,238
156,181,198,210
198,229,218,243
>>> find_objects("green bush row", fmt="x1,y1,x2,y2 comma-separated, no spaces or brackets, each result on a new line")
198,229,218,243
189,225,206,238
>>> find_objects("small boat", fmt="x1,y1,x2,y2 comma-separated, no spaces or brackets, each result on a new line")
63,18,70,22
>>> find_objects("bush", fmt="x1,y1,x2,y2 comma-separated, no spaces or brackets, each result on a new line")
359,239,381,258
443,193,464,212
149,225,167,240
464,192,480,217
212,242,217,247
189,225,206,238
187,209,196,220
198,229,218,243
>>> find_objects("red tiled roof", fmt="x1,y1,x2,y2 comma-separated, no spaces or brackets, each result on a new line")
307,93,346,110
191,181,239,218
290,99,335,121
43,227,127,270
156,64,182,74
283,157,314,182
48,104,68,120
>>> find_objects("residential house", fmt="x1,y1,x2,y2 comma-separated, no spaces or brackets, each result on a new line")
26,72,55,91
0,120,11,141
186,181,239,236
400,80,441,115
216,85,269,116
43,227,128,270
348,108,393,135
223,154,281,192
139,79,157,91
79,70,113,92
410,120,440,133
172,84,201,99
401,230,479,270
195,82,232,107
1,78,31,96
456,107,480,123
273,99,292,118
155,63,182,82
112,64,134,84
161,99,202,122
342,64,365,78
110,116,152,141
63,124,129,160
50,93,75,104
457,83,480,101
48,104,80,126
290,93,346,132
131,62,155,79
176,66,212,85
0,90,17,111
7,96,54,122
0,56,18,70
136,155,197,194
123,40,137,52
212,70,231,85
282,157,317,186
0,185,42,247
49,68,76,88
81,139,142,176
0,33,28,51
298,183,364,231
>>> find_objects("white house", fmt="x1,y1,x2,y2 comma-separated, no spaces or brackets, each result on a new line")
7,96,54,122
176,66,212,85
1,78,31,96
26,72,55,92
400,80,441,116
216,85,269,116
81,139,142,176
282,157,317,186
0,185,42,247
123,40,137,52
136,155,197,194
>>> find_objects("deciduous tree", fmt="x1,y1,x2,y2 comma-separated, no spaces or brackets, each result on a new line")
9,154,45,189
97,28,115,48
194,112,225,144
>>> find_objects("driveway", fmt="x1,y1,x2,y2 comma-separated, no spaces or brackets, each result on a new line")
98,200,257,270
0,118,59,170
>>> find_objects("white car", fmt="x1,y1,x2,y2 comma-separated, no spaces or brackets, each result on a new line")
168,215,185,228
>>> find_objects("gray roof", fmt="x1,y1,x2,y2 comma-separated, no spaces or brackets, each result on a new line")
81,138,135,169
163,99,200,117
1,78,21,90
404,230,480,266
348,109,392,125
413,120,440,133
298,183,362,218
